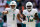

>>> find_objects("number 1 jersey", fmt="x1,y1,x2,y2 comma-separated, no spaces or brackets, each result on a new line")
5,8,19,27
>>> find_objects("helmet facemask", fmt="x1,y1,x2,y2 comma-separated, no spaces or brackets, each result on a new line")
10,5,16,10
26,5,32,11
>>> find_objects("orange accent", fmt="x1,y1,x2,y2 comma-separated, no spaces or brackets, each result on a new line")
22,6,24,11
5,4,9,8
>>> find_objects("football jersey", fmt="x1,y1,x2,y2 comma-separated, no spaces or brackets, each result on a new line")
5,8,19,27
23,9,38,21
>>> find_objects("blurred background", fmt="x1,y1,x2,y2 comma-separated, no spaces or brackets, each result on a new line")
0,0,40,27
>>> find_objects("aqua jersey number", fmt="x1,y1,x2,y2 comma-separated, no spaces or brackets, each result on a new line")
27,15,33,22
13,14,15,20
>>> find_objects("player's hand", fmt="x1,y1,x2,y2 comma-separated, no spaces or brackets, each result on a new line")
22,21,27,24
24,23,26,24
2,11,8,14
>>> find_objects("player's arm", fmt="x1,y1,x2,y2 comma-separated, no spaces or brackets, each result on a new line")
21,14,26,21
22,14,26,24
2,11,8,14
2,8,10,14
34,13,39,20
34,9,39,20
17,14,22,22
22,10,26,21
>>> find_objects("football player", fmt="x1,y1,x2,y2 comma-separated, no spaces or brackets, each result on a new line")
22,2,39,27
2,1,19,27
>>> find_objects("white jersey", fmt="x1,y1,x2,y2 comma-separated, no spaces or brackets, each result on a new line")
5,8,19,27
23,9,38,21
23,9,38,27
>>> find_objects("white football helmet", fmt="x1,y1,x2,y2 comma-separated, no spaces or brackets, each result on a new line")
26,2,33,11
9,1,17,10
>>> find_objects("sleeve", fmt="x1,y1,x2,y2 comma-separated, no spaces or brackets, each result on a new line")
34,9,38,20
5,8,10,11
35,9,38,13
34,9,38,15
17,9,19,14
5,8,8,11
23,10,25,15
18,9,19,14
35,9,38,15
